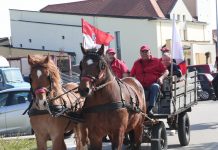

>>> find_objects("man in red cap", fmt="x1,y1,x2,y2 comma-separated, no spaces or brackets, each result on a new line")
105,48,129,78
130,44,169,115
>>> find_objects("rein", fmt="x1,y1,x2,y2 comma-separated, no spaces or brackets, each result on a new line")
80,51,141,114
46,86,84,118
82,77,141,114
26,73,84,120
48,86,79,102
94,77,115,91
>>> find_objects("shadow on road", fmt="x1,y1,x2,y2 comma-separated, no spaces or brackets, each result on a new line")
168,142,218,150
191,122,218,130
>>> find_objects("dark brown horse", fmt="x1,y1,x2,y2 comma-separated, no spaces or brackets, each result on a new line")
78,45,147,150
28,55,88,150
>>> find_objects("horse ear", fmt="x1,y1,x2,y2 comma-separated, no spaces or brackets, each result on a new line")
44,55,50,64
97,44,104,56
28,55,34,66
80,43,87,55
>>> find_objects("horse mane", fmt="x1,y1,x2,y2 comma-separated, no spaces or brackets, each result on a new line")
30,55,62,90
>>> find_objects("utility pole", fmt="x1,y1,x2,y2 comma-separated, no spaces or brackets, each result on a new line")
215,0,218,70
216,0,218,56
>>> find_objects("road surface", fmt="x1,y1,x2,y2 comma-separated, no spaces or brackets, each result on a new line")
63,100,218,150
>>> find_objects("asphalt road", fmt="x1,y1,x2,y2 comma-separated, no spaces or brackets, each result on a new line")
63,100,218,150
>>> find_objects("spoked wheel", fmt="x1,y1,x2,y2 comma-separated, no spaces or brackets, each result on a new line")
151,121,167,150
178,112,190,146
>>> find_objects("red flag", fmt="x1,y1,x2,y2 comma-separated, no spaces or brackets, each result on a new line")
172,15,187,75
82,18,114,49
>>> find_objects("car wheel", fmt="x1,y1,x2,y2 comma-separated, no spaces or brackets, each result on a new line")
199,90,210,100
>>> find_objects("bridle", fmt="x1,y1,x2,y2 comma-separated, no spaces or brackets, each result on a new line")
29,69,82,117
80,52,114,91
29,73,53,98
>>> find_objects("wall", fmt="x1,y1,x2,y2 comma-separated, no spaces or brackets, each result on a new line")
10,6,215,69
191,44,216,65
0,46,68,58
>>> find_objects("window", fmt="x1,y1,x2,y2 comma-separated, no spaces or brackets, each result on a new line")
187,58,191,65
115,31,121,59
4,91,29,106
177,14,180,21
0,93,7,107
183,15,186,21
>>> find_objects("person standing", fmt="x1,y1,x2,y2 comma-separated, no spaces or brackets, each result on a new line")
105,48,129,78
130,44,169,115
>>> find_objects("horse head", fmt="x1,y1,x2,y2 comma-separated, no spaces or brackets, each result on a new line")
28,55,62,110
78,44,114,97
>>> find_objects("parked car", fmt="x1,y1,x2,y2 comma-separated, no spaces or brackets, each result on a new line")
0,87,32,136
197,73,216,100
188,64,217,76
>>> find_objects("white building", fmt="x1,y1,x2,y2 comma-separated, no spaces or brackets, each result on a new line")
9,0,216,68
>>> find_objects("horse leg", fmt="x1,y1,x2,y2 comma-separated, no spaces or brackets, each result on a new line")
88,136,102,150
51,136,67,150
131,124,143,150
35,134,48,150
75,124,89,150
111,129,125,150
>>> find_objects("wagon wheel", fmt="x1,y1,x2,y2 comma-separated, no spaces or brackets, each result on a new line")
178,112,190,146
151,121,167,150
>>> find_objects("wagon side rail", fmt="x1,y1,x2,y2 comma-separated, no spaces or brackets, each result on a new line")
153,71,198,118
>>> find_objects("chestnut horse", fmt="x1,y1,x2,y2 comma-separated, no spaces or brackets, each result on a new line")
78,45,147,150
28,55,88,150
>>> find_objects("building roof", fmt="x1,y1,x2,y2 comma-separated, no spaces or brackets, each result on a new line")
157,0,177,16
40,0,178,19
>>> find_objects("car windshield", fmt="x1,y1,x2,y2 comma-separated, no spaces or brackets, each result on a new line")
3,69,24,83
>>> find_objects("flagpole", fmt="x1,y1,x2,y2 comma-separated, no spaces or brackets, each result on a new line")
170,15,175,81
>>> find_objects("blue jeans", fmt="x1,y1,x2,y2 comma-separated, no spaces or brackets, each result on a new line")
144,83,160,107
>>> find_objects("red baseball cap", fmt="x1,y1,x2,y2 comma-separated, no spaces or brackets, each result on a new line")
106,48,116,55
140,44,150,52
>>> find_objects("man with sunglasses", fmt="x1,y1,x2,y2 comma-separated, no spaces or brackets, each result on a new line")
130,44,169,115
105,48,129,78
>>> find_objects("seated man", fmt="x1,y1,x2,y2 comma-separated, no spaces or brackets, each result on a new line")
105,48,129,78
130,44,169,115
161,52,182,79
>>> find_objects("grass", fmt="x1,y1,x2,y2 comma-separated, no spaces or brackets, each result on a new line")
0,137,52,150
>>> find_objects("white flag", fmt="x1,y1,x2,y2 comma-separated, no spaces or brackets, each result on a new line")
172,15,187,75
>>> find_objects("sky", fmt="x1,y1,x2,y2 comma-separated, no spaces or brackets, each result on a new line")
0,0,217,38
0,0,81,38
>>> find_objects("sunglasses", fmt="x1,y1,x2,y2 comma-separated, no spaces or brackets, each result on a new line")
140,50,149,53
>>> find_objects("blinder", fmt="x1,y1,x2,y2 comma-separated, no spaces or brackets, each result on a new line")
80,52,106,82
99,60,105,70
